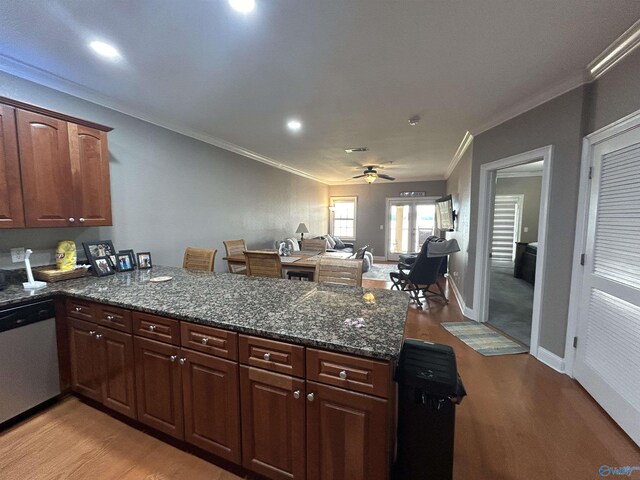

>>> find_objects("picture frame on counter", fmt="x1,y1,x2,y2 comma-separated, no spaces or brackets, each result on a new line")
83,240,115,262
137,252,152,269
115,253,135,272
109,255,117,268
91,256,115,277
118,249,137,267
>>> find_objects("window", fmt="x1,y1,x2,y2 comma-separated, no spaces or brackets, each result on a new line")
330,196,357,240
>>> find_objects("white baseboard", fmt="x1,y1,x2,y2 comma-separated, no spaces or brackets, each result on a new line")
536,347,566,374
373,256,387,262
446,275,476,320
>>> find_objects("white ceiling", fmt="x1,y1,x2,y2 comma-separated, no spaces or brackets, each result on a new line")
1,1,639,185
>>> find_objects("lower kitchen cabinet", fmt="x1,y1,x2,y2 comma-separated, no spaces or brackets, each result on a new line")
240,366,306,480
182,349,241,463
68,318,136,418
306,381,390,480
134,336,183,438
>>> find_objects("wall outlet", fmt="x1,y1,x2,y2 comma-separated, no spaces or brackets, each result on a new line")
379,225,384,230
523,226,529,232
11,247,25,263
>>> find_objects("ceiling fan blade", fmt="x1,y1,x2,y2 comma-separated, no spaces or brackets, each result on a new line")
352,174,366,179
377,174,396,181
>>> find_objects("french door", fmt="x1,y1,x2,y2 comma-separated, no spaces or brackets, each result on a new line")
574,120,640,446
386,198,436,261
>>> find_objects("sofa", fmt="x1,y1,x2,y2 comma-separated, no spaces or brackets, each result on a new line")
273,236,372,272
313,234,354,254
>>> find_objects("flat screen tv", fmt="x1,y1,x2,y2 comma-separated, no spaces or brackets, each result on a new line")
435,195,455,231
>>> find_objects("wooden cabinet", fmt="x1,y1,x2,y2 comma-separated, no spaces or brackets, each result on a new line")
134,336,184,438
68,317,136,418
240,366,306,480
306,381,390,480
182,349,241,463
0,96,112,229
0,105,24,228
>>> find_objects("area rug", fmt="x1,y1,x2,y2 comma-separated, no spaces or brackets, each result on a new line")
441,321,528,356
362,263,398,281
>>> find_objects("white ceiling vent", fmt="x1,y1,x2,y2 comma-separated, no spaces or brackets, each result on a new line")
344,147,368,153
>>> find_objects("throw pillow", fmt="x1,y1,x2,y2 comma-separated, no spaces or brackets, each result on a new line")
287,238,300,251
324,235,336,249
333,236,346,249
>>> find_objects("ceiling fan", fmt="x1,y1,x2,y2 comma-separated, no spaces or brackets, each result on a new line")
352,166,396,184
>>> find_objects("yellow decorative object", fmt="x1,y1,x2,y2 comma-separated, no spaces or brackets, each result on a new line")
56,241,76,271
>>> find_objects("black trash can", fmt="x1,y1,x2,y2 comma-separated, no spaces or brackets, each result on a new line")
394,339,466,480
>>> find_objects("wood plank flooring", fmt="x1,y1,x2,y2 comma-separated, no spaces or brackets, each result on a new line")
0,277,638,480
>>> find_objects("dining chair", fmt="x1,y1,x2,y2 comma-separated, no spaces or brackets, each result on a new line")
183,247,217,272
244,251,283,279
315,257,363,287
301,238,327,253
223,239,247,274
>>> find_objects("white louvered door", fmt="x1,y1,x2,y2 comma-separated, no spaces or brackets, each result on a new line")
491,195,522,261
574,126,640,446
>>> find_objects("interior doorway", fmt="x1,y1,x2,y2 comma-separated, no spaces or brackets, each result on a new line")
385,198,438,261
473,146,552,357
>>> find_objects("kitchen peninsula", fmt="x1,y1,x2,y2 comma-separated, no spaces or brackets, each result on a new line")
1,266,409,480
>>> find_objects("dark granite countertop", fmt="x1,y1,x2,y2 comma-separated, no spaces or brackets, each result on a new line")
0,266,409,361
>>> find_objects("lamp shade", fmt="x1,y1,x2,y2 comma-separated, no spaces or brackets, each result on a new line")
295,223,309,234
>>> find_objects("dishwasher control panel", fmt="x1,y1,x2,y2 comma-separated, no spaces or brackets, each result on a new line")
0,300,56,333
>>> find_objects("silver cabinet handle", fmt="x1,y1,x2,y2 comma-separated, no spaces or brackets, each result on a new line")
293,390,301,399
88,330,96,336
307,393,315,402
201,337,209,345
263,352,271,361
106,315,114,321
148,325,156,332
95,334,103,340
75,306,82,312
339,370,348,379
169,355,177,362
79,217,85,223
69,217,75,223
179,357,187,365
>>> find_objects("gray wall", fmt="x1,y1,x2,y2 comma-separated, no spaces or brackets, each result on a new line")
445,147,473,303
495,175,542,244
328,181,447,257
0,71,328,272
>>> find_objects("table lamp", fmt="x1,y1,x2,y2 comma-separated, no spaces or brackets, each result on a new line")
296,223,309,241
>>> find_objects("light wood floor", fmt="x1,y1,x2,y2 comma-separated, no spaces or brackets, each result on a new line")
1,278,638,480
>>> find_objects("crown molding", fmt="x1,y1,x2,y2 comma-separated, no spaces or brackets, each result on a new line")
470,71,586,137
588,19,640,80
445,131,473,179
0,54,328,185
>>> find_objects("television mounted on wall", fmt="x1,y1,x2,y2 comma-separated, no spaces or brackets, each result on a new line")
435,195,456,231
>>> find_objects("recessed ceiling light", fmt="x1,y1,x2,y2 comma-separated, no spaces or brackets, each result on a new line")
89,41,121,59
229,0,255,14
287,119,302,132
408,115,421,126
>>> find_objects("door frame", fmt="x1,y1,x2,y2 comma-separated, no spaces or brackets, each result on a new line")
564,107,640,377
473,145,553,357
384,196,440,261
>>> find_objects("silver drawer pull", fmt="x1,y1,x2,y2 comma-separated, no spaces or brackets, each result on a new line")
88,330,96,336
201,337,209,345
179,357,187,365
148,325,156,332
106,315,114,321
169,355,177,362
307,393,315,402
95,334,103,340
263,352,271,361
68,217,75,223
75,307,82,312
79,217,85,223
339,370,348,379
293,390,301,399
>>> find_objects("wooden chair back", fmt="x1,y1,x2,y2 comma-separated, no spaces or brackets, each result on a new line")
315,257,363,287
244,251,283,279
224,239,247,274
301,238,327,252
183,247,217,272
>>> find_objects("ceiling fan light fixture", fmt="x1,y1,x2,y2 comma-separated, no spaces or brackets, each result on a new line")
364,173,377,184
408,115,421,126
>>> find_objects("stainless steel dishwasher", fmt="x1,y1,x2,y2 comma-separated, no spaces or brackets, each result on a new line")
0,299,61,424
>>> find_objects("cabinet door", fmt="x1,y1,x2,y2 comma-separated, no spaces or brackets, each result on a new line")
68,318,102,402
99,326,136,419
0,105,24,228
68,123,112,226
16,109,74,227
134,336,183,438
306,381,390,480
182,349,241,463
240,366,306,480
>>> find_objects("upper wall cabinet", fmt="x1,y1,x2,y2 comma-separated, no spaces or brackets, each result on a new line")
0,97,113,229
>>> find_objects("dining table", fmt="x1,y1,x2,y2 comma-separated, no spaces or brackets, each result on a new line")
223,250,353,276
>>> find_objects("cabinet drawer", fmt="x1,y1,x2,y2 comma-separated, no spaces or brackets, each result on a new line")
306,349,391,398
133,311,180,345
239,335,304,378
181,322,238,360
96,304,132,333
66,298,95,321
